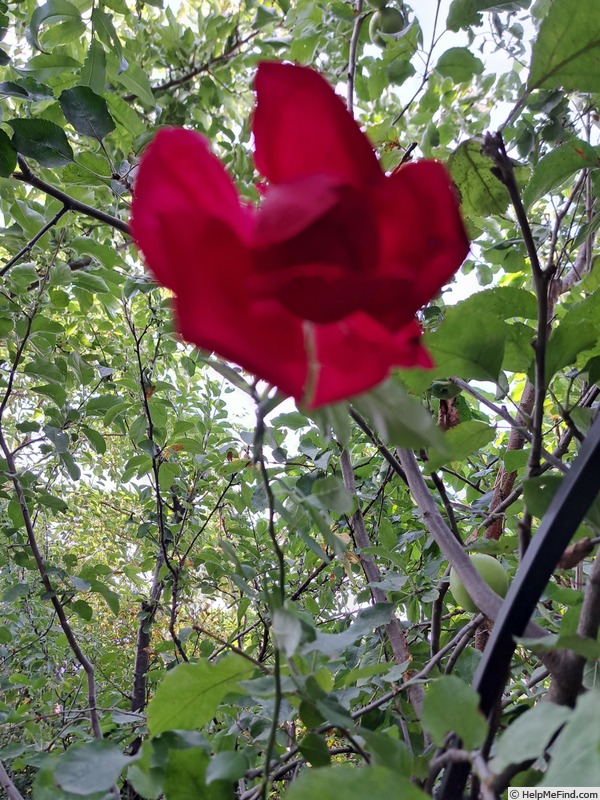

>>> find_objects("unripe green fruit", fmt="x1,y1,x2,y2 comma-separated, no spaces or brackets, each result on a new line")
365,0,389,9
449,554,509,613
369,6,406,47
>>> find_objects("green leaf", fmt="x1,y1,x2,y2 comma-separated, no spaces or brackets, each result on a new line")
27,0,81,52
60,452,81,481
447,0,529,31
9,118,73,167
158,461,179,493
205,751,248,784
352,380,444,449
272,607,303,658
312,476,355,514
116,63,155,107
13,77,54,100
491,702,572,773
106,94,146,138
529,0,600,93
147,654,253,735
59,86,115,141
72,271,110,294
33,384,67,407
24,358,64,383
3,582,29,601
0,81,30,98
285,765,429,800
91,8,122,57
359,729,412,776
70,237,124,268
540,690,600,786
126,743,163,800
54,740,133,795
298,733,331,767
523,474,600,528
524,633,600,660
90,580,120,615
38,493,69,512
426,312,509,383
304,603,395,659
436,47,484,82
81,426,106,454
69,599,93,621
44,424,69,452
502,448,529,472
448,138,511,219
544,318,599,383
80,40,107,96
8,263,38,293
422,676,488,750
523,139,600,209
427,421,496,471
15,53,81,81
0,128,16,177
163,748,211,800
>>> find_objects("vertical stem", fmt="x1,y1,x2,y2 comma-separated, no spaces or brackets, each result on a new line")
254,404,284,800
481,132,549,475
347,0,365,115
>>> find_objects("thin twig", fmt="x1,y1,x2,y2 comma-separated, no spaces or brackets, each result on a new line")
0,206,69,277
14,156,130,236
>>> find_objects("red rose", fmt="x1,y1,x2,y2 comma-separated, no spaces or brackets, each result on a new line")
130,62,469,408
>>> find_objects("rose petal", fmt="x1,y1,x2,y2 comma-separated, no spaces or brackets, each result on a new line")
251,178,380,322
371,160,470,326
253,62,382,188
131,128,251,291
309,316,431,407
157,211,309,400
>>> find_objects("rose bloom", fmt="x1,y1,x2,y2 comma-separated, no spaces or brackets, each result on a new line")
131,62,469,408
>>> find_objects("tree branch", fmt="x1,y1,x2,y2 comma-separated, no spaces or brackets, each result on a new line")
14,156,130,236
397,448,547,638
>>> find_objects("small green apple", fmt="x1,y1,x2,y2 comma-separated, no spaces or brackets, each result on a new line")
368,6,407,47
449,553,509,613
